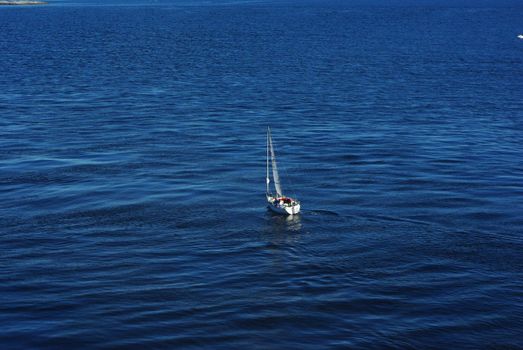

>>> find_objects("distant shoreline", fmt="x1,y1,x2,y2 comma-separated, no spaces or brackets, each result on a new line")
0,1,47,5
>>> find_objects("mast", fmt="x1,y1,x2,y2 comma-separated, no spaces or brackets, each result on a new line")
268,127,283,197
266,127,270,195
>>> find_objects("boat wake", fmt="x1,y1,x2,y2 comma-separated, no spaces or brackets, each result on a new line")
307,209,340,217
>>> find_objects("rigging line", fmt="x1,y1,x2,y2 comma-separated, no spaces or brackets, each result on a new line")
269,127,283,197
278,132,299,200
266,126,270,195
281,156,298,200
271,128,299,199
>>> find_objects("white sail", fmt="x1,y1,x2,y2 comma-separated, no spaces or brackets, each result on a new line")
268,128,283,196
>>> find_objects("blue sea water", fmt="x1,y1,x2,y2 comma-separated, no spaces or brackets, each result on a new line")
1,0,523,348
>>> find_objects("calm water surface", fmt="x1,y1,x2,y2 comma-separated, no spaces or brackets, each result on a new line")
1,0,522,348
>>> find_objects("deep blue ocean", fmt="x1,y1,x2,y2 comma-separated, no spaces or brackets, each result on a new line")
1,0,523,348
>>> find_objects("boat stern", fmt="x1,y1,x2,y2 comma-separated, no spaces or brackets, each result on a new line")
284,203,300,215
267,195,301,215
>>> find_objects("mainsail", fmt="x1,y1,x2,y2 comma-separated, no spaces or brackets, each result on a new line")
268,127,283,196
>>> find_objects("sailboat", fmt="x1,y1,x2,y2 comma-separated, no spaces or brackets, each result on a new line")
266,127,301,215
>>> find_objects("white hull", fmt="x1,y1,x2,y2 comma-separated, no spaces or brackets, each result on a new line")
267,195,301,215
